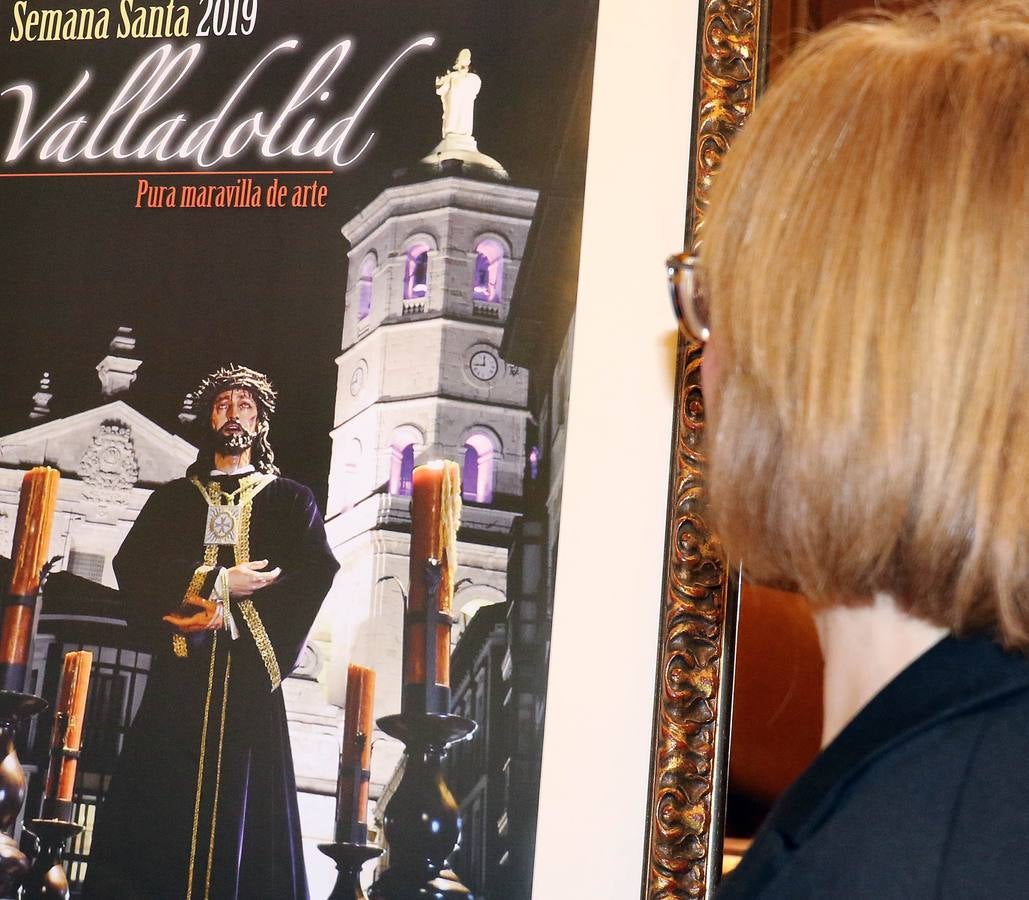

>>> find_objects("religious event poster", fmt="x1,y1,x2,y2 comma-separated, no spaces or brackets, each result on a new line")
0,1,598,897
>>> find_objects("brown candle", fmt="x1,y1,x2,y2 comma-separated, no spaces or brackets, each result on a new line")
402,460,461,714
42,650,92,820
1,467,59,692
9,467,60,596
335,664,375,843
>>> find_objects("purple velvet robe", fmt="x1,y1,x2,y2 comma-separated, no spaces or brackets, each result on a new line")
82,473,339,900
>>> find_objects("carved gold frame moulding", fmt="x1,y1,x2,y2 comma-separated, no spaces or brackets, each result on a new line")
644,0,768,897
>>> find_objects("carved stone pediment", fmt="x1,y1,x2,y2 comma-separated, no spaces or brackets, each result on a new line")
78,420,140,504
0,400,196,485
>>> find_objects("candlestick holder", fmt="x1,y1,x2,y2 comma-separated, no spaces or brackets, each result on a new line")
0,590,38,695
336,730,373,839
21,818,83,900
402,559,454,717
317,841,384,900
0,691,47,893
0,558,61,697
368,713,476,900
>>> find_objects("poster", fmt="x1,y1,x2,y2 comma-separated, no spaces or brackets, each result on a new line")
0,1,599,896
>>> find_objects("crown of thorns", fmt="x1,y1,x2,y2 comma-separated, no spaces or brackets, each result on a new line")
193,364,277,416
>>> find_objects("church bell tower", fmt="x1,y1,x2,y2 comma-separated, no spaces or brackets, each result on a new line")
319,49,539,796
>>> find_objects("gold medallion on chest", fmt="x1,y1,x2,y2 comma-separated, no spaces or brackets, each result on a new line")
205,504,241,546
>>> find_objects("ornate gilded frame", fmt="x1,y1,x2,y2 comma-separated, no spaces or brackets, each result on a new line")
644,0,769,896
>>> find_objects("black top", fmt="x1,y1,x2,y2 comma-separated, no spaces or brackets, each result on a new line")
717,634,1029,899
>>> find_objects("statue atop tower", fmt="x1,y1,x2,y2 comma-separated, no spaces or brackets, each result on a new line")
436,49,480,139
421,48,508,180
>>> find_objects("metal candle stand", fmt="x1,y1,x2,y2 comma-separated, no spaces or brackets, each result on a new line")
400,560,451,718
368,560,477,900
23,710,85,900
0,563,82,900
0,690,47,895
318,732,383,899
317,841,384,900
22,818,83,900
368,713,476,900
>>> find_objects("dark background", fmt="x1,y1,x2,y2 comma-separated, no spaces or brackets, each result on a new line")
0,0,597,501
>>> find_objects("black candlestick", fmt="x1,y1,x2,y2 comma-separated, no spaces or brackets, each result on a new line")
402,560,454,717
22,818,83,900
0,559,61,695
0,691,47,894
368,713,476,900
317,841,384,900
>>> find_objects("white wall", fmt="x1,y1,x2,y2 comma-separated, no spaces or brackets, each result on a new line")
533,0,698,896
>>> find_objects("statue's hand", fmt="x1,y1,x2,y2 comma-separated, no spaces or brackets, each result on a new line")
226,559,281,598
163,595,223,633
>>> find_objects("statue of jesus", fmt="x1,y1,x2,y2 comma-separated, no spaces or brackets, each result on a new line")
435,49,481,139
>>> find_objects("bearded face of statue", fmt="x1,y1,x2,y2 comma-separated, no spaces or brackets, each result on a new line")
210,388,260,454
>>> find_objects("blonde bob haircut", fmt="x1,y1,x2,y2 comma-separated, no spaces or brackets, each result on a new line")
702,1,1029,645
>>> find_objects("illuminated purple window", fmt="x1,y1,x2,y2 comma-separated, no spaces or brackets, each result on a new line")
404,243,430,300
462,445,480,501
389,427,422,496
358,254,376,320
397,444,415,496
529,446,541,480
462,433,496,503
471,239,503,302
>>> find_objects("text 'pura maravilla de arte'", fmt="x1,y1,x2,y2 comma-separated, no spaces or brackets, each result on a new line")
134,177,328,210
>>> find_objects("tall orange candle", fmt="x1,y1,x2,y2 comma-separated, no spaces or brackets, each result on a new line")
1,467,59,693
335,664,375,843
403,460,461,715
41,650,92,821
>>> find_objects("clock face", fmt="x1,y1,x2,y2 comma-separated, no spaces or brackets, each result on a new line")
469,350,499,382
350,365,366,396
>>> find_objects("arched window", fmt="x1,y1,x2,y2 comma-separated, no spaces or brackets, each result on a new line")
463,444,480,499
471,239,504,303
357,254,376,320
389,425,423,496
398,445,415,495
404,243,430,300
462,432,497,503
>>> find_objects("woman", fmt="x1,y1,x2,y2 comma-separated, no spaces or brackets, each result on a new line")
671,2,1028,895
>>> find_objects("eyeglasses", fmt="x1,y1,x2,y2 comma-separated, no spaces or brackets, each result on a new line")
666,252,710,343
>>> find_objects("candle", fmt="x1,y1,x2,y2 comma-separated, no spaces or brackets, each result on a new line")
1,467,60,693
335,664,375,844
41,650,92,821
403,460,461,714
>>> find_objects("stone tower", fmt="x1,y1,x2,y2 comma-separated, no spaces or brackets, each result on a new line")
320,166,538,794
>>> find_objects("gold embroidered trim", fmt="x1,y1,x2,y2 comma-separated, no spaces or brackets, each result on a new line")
237,599,281,691
238,498,253,563
204,653,231,898
186,564,214,599
228,475,279,690
189,473,275,511
181,474,276,892
186,633,218,900
229,475,274,563
175,558,217,659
